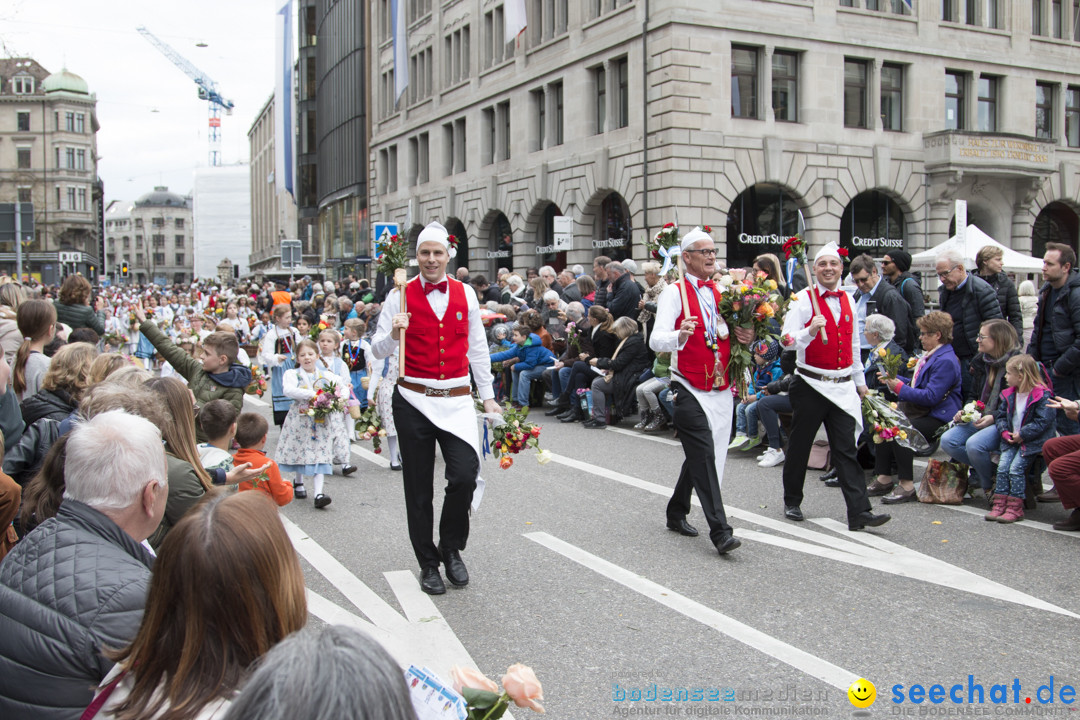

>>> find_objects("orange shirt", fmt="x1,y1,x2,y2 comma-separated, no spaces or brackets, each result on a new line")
271,290,292,307
234,447,292,506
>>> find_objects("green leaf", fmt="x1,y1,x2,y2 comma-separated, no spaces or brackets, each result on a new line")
462,688,503,709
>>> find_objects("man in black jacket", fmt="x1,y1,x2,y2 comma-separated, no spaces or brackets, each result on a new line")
882,250,924,352
937,249,1003,399
0,411,167,720
605,261,642,320
850,254,912,356
592,255,611,308
1029,242,1080,437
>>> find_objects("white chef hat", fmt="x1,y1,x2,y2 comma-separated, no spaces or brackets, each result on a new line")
416,221,457,258
679,226,712,252
814,241,842,264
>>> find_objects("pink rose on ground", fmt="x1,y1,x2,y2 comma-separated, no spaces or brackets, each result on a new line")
502,663,545,713
449,665,498,695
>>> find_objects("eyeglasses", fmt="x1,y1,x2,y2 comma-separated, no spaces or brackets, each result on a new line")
936,266,960,279
976,334,988,340
685,248,718,257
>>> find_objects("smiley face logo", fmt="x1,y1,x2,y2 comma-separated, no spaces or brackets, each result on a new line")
848,678,876,708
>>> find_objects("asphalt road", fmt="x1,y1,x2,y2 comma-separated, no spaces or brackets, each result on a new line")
247,395,1080,718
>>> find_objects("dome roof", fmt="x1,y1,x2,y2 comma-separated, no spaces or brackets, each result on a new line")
134,186,189,209
41,68,89,95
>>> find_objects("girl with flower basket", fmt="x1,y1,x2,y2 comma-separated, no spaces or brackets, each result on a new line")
274,339,351,508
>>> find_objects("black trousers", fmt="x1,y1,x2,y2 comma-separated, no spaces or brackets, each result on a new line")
392,389,479,570
666,382,732,542
781,377,871,521
874,416,944,481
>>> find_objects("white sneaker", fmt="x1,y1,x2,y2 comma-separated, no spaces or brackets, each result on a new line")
757,448,785,467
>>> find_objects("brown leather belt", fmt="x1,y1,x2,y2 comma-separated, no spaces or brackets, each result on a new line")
396,379,472,398
796,368,852,384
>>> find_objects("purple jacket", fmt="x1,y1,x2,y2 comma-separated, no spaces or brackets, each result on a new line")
896,343,963,423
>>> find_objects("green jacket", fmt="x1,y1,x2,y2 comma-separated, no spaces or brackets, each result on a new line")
148,453,205,550
53,301,106,335
139,320,246,415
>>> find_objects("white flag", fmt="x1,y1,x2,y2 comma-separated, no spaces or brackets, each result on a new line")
505,0,527,43
392,0,409,102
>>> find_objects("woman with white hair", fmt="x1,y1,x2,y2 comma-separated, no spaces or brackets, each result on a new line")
501,274,526,307
862,313,907,396
637,260,667,343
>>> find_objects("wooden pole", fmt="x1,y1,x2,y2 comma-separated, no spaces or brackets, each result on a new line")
676,252,691,320
802,259,828,345
395,268,408,375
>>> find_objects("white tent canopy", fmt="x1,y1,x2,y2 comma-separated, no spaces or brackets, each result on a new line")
909,225,1044,274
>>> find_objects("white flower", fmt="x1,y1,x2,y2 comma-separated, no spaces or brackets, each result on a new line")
536,449,553,465
719,275,734,287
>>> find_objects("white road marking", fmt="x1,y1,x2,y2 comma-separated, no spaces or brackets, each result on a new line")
352,442,390,467
243,394,268,407
547,452,1080,618
282,515,499,686
935,502,1079,537
525,531,859,692
605,425,681,446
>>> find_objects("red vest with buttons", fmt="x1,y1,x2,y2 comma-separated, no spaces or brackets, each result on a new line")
803,287,854,371
404,277,471,381
674,278,731,392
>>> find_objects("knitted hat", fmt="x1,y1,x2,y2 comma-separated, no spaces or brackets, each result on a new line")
887,250,912,273
753,338,781,364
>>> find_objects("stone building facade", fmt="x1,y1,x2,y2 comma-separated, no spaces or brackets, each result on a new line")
0,58,102,283
367,0,1080,281
247,94,299,275
104,187,193,285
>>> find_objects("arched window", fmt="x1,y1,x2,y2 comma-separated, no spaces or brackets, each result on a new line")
445,218,468,272
592,192,631,262
534,203,567,272
487,212,513,277
1032,202,1080,259
840,191,905,255
726,184,803,268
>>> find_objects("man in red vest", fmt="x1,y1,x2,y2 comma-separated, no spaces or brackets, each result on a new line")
371,222,502,595
779,242,890,531
650,227,755,554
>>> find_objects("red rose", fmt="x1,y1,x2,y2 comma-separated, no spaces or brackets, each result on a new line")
702,225,712,233
663,222,674,228
651,249,660,259
530,426,541,437
838,247,849,257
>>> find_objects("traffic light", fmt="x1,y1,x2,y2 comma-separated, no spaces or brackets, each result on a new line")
121,262,129,278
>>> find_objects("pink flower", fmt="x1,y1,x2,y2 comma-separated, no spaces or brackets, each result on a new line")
502,663,545,713
781,333,795,347
449,666,499,695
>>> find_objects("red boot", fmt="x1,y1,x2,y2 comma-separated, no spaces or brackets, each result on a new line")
997,496,1025,523
984,494,1008,521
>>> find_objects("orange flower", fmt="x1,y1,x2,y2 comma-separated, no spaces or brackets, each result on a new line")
500,456,514,469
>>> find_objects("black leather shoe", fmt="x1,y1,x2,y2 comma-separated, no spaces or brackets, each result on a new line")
582,418,606,429
560,412,583,423
819,467,838,482
341,464,357,476
848,511,891,531
440,546,469,586
314,493,332,509
293,484,307,500
824,477,841,488
420,567,446,595
545,405,568,416
784,505,805,521
715,535,742,554
666,517,699,537
390,463,402,472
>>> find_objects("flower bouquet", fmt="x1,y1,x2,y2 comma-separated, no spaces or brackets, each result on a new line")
303,379,349,423
874,346,906,380
935,400,986,438
717,270,785,398
355,404,387,453
245,364,268,397
376,232,409,278
480,401,550,469
449,663,545,717
645,222,682,275
861,390,930,452
309,317,330,341
565,321,582,354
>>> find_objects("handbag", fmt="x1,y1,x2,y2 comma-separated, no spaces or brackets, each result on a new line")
806,439,831,470
917,459,968,504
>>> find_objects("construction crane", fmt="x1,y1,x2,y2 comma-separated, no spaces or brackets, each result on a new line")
136,26,235,167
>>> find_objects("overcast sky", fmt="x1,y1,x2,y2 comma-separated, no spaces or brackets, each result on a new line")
2,0,277,206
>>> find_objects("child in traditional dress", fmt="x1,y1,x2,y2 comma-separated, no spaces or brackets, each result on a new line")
367,347,402,471
318,328,357,476
341,318,370,408
258,305,302,426
275,339,350,508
